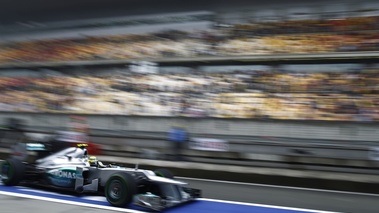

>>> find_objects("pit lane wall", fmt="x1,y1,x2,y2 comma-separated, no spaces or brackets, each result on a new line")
1,112,379,170
1,112,379,141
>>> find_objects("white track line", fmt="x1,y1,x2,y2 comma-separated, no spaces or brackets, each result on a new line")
0,185,341,213
0,191,147,213
199,198,340,213
177,176,379,197
0,190,339,213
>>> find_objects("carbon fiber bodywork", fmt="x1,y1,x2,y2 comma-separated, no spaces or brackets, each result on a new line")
1,143,201,211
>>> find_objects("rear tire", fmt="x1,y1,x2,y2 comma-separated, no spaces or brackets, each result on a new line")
154,168,174,179
105,172,136,207
1,158,25,186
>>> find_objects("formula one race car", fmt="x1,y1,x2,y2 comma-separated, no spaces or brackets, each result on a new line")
0,142,201,211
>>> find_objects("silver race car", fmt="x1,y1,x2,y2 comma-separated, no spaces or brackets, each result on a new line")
1,142,201,211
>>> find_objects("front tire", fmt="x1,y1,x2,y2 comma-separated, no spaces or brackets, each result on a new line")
1,158,25,186
105,172,136,207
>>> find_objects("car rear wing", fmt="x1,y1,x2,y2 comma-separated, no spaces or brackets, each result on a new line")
9,142,47,163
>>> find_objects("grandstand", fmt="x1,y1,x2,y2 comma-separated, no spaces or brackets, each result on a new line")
0,0,379,122
2,3,379,204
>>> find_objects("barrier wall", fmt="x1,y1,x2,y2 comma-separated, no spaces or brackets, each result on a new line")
1,113,379,174
1,112,379,142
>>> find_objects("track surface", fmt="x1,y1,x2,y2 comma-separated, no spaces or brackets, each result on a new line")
1,177,378,213
179,177,379,213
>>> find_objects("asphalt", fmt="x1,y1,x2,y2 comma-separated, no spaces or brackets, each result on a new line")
0,194,117,213
1,177,379,213
178,178,379,213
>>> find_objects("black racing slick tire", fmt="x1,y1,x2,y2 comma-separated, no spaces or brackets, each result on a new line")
105,172,137,207
1,158,25,186
154,168,174,179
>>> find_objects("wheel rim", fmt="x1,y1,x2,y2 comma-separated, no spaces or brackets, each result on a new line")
108,180,123,200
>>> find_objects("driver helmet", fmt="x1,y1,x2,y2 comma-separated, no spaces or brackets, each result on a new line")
88,156,98,167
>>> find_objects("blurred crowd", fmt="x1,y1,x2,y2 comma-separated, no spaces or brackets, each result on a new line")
0,15,379,63
1,68,378,122
0,14,379,122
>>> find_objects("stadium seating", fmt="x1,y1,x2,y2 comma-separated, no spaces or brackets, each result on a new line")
0,15,379,63
0,14,379,121
1,69,378,121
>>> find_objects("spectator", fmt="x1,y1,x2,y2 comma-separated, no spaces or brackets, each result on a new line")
167,124,188,161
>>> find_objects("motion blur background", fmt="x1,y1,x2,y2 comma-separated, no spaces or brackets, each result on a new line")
1,0,379,191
